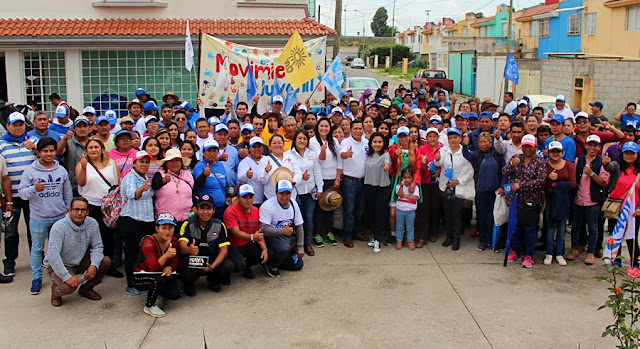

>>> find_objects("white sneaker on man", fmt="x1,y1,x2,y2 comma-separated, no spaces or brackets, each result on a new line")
543,254,553,265
373,240,381,253
367,239,375,247
556,255,567,266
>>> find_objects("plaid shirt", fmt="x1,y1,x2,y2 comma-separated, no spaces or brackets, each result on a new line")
120,170,155,222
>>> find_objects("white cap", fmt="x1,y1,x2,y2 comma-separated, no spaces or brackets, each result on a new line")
492,112,501,119
575,111,589,119
7,111,25,124
82,106,96,115
240,123,255,133
521,134,537,147
411,108,422,116
438,106,449,112
214,124,229,133
556,94,566,102
249,136,263,147
203,139,220,150
429,115,442,123
272,95,284,104
134,150,152,161
426,127,439,135
238,184,255,197
397,126,410,136
276,179,293,193
74,116,90,125
208,116,220,125
331,106,343,115
517,99,528,106
548,141,563,151
54,105,69,118
586,134,601,144
297,104,308,112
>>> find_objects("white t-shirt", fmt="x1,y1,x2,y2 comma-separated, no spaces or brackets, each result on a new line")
259,196,304,228
196,134,213,150
504,101,517,114
395,184,420,211
340,136,368,178
552,107,575,122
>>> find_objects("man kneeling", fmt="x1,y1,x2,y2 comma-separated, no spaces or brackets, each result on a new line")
179,195,234,296
44,197,110,306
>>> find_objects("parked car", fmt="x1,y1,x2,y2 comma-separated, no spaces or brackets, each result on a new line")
342,77,380,99
526,94,557,115
345,55,356,67
410,69,454,93
351,58,365,69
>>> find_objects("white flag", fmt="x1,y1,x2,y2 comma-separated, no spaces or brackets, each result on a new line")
185,20,194,71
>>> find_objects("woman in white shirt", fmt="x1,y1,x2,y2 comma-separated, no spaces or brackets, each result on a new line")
286,129,324,256
257,134,302,200
75,137,122,278
308,117,343,247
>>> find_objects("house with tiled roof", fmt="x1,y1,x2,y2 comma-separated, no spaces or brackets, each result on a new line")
581,0,640,58
515,2,560,57
537,0,584,58
0,0,332,116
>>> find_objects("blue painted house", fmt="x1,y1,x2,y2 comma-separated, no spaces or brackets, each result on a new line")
537,0,584,58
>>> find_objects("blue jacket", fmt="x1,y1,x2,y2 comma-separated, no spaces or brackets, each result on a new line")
462,145,504,192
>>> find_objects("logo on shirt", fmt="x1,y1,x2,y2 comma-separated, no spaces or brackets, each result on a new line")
275,219,293,229
37,174,62,198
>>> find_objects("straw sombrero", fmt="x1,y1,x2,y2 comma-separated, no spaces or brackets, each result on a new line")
318,188,342,211
271,167,294,188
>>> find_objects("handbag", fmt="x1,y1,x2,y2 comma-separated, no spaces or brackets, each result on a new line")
601,174,640,219
90,161,126,229
517,199,541,226
455,163,475,201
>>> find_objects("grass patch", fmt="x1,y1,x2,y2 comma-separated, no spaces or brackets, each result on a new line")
377,66,420,79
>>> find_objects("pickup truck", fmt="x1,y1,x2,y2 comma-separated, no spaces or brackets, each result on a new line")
410,69,454,93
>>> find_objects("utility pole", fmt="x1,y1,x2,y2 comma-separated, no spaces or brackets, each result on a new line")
389,0,396,74
333,0,342,60
344,7,348,37
318,5,320,22
503,0,514,97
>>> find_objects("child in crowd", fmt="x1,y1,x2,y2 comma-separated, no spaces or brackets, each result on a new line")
395,168,420,250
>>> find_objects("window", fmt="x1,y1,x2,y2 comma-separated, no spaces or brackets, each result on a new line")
24,52,67,117
540,19,549,38
81,50,198,116
462,28,470,37
480,26,487,37
585,13,597,35
502,22,508,37
531,21,539,37
568,13,581,35
627,5,640,31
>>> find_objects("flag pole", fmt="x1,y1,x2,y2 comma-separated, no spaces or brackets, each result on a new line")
196,28,203,99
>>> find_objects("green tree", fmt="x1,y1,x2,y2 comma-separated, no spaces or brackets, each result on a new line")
371,7,392,37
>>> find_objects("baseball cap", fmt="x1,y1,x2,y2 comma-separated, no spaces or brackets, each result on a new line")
104,109,118,125
479,111,491,120
297,105,308,113
550,114,565,124
143,101,160,112
238,184,255,197
467,112,479,120
272,95,284,104
82,106,96,115
426,127,439,135
586,134,601,144
331,107,343,115
144,116,158,125
517,99,528,106
454,113,467,119
241,123,255,133
134,150,152,161
249,136,263,147
367,103,380,110
54,105,69,118
438,106,449,112
119,116,134,125
196,194,215,207
96,115,109,124
135,88,147,98
214,124,229,133
589,101,604,109
521,134,537,147
177,101,194,111
208,116,221,126
429,115,442,124
622,141,640,153
397,126,410,136
7,111,25,124
276,179,293,193
203,139,220,150
492,112,501,120
156,212,177,226
556,94,566,102
447,128,461,136
115,130,132,140
74,116,90,126
411,108,422,116
548,141,563,151
575,111,589,120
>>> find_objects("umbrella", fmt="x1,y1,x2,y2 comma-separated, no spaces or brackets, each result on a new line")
503,194,519,267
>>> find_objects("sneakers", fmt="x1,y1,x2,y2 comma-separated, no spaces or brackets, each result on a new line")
367,239,375,247
0,274,13,284
566,248,580,260
3,266,15,277
242,268,256,279
584,253,595,265
507,251,521,262
125,287,148,296
373,240,381,253
144,305,166,318
556,255,567,266
30,278,42,295
385,235,396,246
313,235,325,248
543,255,553,265
264,264,280,278
476,242,486,252
522,255,534,268
325,233,338,246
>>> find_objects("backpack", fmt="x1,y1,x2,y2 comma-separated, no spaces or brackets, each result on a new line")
91,160,127,228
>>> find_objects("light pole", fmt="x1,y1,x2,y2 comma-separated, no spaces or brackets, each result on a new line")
424,10,430,24
389,0,396,74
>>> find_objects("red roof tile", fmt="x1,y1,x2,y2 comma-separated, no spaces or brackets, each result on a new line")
0,18,335,37
515,3,559,21
470,16,495,28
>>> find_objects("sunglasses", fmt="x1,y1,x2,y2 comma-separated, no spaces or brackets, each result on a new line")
576,120,589,124
175,118,187,121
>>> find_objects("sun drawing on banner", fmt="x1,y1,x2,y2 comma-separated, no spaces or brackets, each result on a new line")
287,46,308,70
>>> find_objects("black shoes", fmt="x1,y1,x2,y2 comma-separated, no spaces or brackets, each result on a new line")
452,238,460,251
106,267,124,278
442,238,453,247
0,274,13,284
242,268,256,279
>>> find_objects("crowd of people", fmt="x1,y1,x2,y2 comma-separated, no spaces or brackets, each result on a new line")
0,84,638,318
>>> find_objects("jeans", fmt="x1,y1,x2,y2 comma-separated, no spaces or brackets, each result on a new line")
572,204,599,254
342,178,365,238
396,209,416,242
441,190,464,239
364,185,391,241
132,274,182,308
512,224,537,257
417,183,441,240
264,237,303,270
29,218,59,279
546,216,568,256
297,193,316,245
3,197,31,271
475,191,496,245
314,180,336,236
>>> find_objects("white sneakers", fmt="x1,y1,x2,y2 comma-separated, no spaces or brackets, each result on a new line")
373,240,381,253
556,255,567,266
367,240,375,247
544,254,567,266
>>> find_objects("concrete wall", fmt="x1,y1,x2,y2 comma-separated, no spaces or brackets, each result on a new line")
540,59,640,113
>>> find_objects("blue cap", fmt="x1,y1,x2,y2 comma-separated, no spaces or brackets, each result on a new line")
397,126,410,136
143,101,160,112
104,109,118,125
479,111,492,120
135,88,147,98
276,179,293,193
454,113,467,119
177,101,194,111
589,101,604,110
342,92,350,97
96,115,109,124
447,128,461,136
115,130,132,140
367,103,380,110
156,212,177,226
550,114,565,124
318,112,328,117
208,116,220,126
467,112,479,120
622,141,640,153
54,105,69,118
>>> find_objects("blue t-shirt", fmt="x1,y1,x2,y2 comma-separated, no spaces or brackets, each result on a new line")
620,114,640,129
187,112,201,131
192,159,227,208
218,145,239,187
48,123,71,135
545,135,576,162
26,129,61,144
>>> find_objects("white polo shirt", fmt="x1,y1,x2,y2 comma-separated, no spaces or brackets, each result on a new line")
340,135,368,179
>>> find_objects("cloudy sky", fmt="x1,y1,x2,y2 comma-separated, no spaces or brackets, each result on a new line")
315,0,545,36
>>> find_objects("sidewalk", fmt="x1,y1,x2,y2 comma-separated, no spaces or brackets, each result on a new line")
0,221,618,348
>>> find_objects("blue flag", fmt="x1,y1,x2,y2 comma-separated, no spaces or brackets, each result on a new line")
233,91,240,114
283,85,299,115
503,53,519,84
271,73,284,104
246,60,259,102
321,51,344,99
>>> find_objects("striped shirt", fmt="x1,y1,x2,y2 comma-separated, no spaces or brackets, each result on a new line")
0,140,37,195
120,170,155,222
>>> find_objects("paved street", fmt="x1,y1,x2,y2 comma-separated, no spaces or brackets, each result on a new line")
0,220,619,348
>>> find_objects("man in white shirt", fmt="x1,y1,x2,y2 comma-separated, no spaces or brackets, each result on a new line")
339,119,369,247
493,121,525,162
545,94,575,122
503,92,517,114
195,118,213,150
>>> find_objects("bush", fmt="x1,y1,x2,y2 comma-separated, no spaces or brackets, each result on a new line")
363,44,413,67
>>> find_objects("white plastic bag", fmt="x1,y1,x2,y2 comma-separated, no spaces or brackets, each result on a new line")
493,194,509,226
